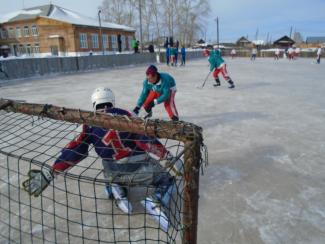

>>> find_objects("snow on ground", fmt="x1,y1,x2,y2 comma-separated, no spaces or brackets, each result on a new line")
1,57,325,243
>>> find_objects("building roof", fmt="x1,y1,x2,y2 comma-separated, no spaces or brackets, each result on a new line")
0,4,135,32
252,40,265,45
273,35,295,45
306,36,325,44
236,36,251,44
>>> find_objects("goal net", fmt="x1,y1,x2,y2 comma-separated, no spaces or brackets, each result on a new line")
0,99,207,244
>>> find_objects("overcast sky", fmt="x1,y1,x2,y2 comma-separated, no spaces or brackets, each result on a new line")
1,0,325,42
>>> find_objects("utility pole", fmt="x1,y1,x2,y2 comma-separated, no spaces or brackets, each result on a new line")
214,17,219,49
98,10,104,55
139,0,144,52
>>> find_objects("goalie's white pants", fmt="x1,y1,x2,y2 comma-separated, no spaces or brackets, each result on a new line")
102,153,175,207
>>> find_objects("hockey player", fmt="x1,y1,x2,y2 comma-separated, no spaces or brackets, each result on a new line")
288,46,294,60
317,46,322,64
22,87,181,231
294,47,300,58
230,49,236,59
133,65,179,121
274,48,280,60
170,46,177,66
203,49,235,88
251,46,257,60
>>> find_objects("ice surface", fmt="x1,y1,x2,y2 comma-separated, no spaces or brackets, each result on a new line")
1,57,325,243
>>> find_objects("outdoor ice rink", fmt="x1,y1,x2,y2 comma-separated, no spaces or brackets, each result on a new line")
1,56,325,244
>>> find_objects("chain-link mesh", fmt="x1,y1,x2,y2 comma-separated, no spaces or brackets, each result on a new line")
0,104,207,244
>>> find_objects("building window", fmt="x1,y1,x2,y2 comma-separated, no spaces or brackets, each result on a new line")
16,27,21,38
102,34,108,49
111,35,117,50
18,45,25,55
1,29,8,39
33,44,40,54
8,28,15,38
91,34,99,49
121,35,126,50
26,44,32,55
79,33,88,48
23,26,30,37
31,25,38,36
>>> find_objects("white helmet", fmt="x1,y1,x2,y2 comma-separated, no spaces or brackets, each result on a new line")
91,87,115,110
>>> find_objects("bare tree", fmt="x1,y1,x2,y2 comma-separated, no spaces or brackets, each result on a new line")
293,31,304,44
98,0,210,47
99,0,137,26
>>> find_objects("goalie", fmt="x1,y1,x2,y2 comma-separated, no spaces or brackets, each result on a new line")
22,87,182,231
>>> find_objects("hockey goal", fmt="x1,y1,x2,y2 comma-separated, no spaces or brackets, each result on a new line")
0,99,207,244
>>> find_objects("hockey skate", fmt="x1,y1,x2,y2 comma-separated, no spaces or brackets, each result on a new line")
109,184,133,214
104,184,114,199
228,80,235,89
213,78,221,87
143,108,152,119
141,196,169,232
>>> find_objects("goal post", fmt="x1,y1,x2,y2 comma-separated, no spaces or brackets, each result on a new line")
0,98,206,244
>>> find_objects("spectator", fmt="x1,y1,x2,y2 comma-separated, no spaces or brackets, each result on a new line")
166,45,170,66
175,40,179,65
148,44,154,53
180,46,186,66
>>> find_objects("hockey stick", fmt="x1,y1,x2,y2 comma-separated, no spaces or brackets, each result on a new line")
196,71,212,89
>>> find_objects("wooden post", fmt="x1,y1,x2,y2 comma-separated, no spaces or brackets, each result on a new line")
0,99,200,142
183,136,202,244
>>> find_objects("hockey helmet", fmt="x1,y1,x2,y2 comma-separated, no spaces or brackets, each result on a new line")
91,87,115,110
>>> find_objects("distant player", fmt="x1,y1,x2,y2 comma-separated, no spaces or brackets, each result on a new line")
170,46,177,66
22,87,181,231
251,46,257,60
317,46,322,64
288,46,294,60
274,48,280,60
180,46,186,66
230,49,236,59
294,47,300,58
204,49,235,89
133,65,179,121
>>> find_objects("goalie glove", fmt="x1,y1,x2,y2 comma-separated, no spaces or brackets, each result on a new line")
161,152,184,177
22,168,54,197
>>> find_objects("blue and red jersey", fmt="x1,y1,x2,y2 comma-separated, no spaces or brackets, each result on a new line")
53,107,167,171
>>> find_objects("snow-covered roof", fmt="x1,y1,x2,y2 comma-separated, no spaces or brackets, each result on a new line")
237,36,251,43
252,40,265,45
0,4,135,32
